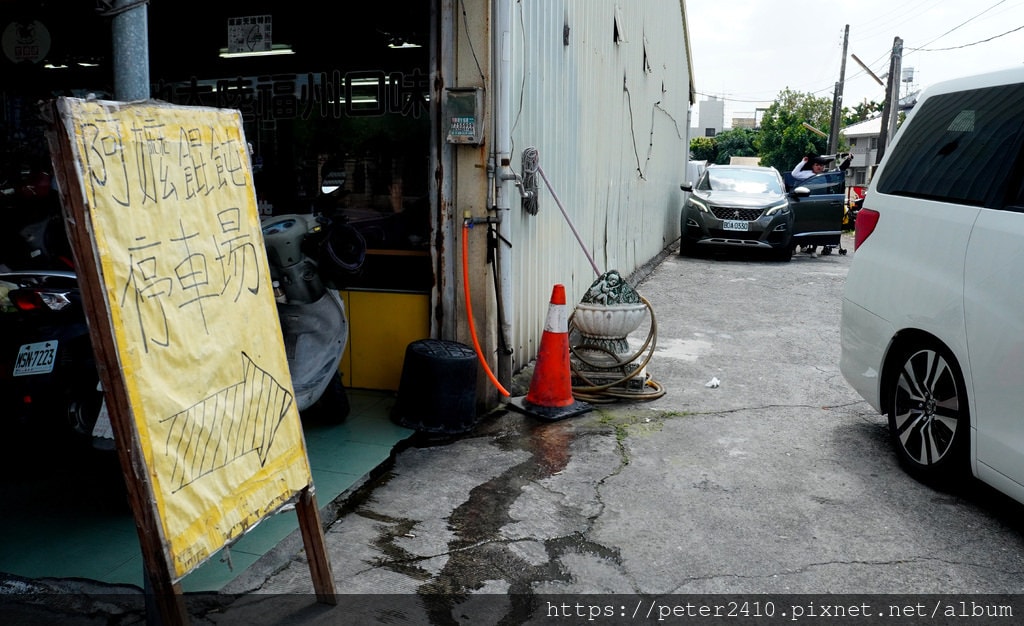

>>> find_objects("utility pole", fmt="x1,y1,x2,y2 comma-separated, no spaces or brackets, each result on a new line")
887,38,903,145
851,54,885,88
828,25,849,156
875,36,903,165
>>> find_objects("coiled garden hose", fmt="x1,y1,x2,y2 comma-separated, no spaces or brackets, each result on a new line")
568,295,665,403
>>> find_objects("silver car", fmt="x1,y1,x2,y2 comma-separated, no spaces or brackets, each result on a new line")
679,165,795,261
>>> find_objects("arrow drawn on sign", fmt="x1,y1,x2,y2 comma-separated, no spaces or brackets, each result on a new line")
161,352,294,492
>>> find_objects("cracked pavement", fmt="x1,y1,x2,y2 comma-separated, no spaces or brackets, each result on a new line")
9,235,1024,623
234,235,1024,618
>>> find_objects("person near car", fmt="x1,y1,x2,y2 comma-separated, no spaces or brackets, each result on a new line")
791,154,851,254
791,154,827,181
792,153,853,181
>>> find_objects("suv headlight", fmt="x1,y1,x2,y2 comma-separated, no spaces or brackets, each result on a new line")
763,200,790,216
687,197,710,213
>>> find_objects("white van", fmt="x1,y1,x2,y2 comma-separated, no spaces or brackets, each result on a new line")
840,66,1024,504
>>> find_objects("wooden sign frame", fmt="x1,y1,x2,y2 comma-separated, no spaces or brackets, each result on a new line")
43,97,335,624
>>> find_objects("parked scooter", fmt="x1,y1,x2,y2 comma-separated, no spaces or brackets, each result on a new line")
0,208,105,448
1,164,361,456
261,207,365,422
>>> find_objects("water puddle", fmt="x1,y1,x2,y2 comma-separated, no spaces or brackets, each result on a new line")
368,413,624,619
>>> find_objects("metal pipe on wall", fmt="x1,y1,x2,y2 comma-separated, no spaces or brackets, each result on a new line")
492,0,514,386
435,0,455,341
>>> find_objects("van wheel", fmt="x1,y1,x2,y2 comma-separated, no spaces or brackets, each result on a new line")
885,341,969,485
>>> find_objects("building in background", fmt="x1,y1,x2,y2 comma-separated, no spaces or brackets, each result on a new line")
695,95,724,136
841,116,882,187
731,112,756,129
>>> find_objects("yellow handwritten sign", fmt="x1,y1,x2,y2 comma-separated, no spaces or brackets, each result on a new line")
53,98,311,580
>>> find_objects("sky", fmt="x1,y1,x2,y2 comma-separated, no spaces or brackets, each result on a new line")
685,0,1024,127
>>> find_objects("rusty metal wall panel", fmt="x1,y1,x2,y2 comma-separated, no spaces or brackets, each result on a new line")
506,0,692,373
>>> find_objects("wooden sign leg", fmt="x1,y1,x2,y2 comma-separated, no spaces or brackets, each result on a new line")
296,486,337,604
142,570,189,626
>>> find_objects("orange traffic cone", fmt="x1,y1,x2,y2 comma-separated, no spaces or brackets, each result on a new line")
510,284,592,421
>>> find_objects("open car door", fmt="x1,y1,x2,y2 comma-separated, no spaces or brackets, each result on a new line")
789,170,845,248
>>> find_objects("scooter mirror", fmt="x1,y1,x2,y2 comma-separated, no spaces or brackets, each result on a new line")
321,170,346,195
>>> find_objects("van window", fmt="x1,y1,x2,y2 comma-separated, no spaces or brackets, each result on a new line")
876,83,1024,209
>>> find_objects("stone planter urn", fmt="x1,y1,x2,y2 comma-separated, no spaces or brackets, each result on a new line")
571,270,646,369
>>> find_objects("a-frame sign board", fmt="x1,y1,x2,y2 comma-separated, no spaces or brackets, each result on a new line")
43,97,335,624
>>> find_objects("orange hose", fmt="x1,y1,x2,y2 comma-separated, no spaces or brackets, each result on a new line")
462,222,510,396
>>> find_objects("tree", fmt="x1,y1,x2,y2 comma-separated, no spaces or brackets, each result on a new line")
754,88,833,173
711,128,758,164
843,100,883,126
689,136,717,163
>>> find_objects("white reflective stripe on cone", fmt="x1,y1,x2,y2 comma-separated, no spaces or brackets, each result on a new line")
544,302,567,334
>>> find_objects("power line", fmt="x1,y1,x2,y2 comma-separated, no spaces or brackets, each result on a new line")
846,1,1017,91
703,5,1023,109
912,23,1024,51
913,0,1008,50
848,0,938,35
692,1,1024,117
693,92,773,105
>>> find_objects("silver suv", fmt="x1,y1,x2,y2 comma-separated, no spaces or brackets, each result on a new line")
680,164,845,261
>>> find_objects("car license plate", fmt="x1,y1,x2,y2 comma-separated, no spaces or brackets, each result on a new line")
13,341,58,376
722,220,749,231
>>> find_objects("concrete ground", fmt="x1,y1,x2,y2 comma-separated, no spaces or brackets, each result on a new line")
5,234,1024,624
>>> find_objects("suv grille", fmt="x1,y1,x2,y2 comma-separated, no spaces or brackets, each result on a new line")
710,206,764,221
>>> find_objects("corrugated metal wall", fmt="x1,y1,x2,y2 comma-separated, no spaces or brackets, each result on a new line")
506,1,692,373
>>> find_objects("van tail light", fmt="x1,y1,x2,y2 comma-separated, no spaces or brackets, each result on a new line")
854,208,879,250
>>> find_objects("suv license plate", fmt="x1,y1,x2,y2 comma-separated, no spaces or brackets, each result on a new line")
13,341,58,376
722,220,749,231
